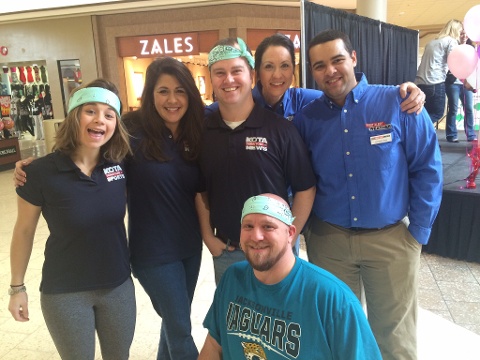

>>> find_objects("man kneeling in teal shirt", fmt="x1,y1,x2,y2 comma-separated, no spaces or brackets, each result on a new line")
199,193,381,360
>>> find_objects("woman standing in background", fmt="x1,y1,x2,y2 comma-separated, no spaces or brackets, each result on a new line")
415,19,465,125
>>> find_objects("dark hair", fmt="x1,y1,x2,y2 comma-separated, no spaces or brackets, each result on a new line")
123,57,204,162
54,78,131,162
254,33,295,75
308,29,354,63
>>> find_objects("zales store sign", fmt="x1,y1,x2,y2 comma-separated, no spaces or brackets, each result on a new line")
117,33,199,58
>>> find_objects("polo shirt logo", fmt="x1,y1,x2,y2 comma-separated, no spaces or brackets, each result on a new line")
103,165,126,182
245,136,268,151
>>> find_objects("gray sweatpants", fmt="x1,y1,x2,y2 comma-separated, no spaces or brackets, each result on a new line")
41,277,136,360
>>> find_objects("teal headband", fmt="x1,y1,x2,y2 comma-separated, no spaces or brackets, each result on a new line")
241,195,295,226
208,37,255,69
67,87,121,117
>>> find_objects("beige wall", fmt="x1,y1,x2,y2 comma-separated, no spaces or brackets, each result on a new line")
93,4,301,109
0,16,98,119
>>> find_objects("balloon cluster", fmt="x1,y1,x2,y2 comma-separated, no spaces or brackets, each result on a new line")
447,5,480,88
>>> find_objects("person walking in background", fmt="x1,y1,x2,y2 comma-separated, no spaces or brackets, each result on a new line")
199,194,382,360
294,29,443,359
9,79,136,360
445,37,477,142
198,37,316,284
415,19,465,126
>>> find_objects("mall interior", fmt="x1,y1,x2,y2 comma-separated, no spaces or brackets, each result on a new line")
1,0,480,358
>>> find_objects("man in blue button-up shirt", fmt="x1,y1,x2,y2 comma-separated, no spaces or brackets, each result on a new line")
294,29,442,360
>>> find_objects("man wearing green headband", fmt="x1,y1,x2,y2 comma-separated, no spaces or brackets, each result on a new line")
199,194,381,360
198,38,316,284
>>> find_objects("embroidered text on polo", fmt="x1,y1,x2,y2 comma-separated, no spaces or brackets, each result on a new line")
245,137,268,151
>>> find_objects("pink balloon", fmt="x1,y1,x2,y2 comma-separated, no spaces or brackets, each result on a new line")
447,44,479,79
464,5,480,42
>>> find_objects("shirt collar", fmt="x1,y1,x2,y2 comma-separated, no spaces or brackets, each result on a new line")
53,150,106,172
205,102,265,130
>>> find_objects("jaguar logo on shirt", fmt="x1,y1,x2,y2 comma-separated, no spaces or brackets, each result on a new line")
245,137,268,151
103,165,126,182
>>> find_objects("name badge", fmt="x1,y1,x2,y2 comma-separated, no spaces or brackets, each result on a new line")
370,133,392,145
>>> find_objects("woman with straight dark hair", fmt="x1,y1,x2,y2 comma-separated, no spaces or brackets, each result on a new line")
123,57,205,360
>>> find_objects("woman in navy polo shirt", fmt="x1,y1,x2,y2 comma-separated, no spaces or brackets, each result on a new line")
122,57,205,360
9,79,136,359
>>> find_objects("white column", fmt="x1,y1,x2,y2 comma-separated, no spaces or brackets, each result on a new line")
356,0,387,22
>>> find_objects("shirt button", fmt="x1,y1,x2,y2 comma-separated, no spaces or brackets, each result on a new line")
351,196,355,200
168,135,173,139
349,173,353,177
353,217,358,222
344,129,348,133
346,151,350,155
344,109,348,113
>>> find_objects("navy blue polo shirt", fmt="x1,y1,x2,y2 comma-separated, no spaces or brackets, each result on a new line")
200,103,316,244
17,151,130,294
126,130,204,268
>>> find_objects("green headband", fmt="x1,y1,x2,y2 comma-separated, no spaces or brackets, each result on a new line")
67,87,121,117
241,195,295,225
208,37,255,69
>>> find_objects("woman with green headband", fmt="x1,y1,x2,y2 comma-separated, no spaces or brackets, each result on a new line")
9,79,136,359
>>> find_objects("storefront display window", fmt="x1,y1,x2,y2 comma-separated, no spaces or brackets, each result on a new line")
58,59,82,116
0,60,53,141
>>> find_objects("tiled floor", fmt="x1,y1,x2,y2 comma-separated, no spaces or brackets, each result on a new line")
0,134,480,359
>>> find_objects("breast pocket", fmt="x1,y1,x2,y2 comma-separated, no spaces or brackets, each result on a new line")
363,130,398,171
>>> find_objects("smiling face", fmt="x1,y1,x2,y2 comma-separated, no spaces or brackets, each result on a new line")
258,45,294,106
240,212,295,276
209,56,254,107
309,38,358,107
153,73,188,134
77,102,117,149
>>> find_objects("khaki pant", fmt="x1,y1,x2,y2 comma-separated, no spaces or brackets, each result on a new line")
305,216,421,360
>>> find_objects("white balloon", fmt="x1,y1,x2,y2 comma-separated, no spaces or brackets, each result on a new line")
464,5,480,41
467,63,480,91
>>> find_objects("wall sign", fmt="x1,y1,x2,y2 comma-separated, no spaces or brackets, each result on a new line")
247,30,301,52
0,46,8,56
117,33,199,58
0,145,17,158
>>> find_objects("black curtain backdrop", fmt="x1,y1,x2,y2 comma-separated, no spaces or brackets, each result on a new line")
303,1,418,89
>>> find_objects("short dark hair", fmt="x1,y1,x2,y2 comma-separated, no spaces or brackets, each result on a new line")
308,29,354,62
254,33,295,75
